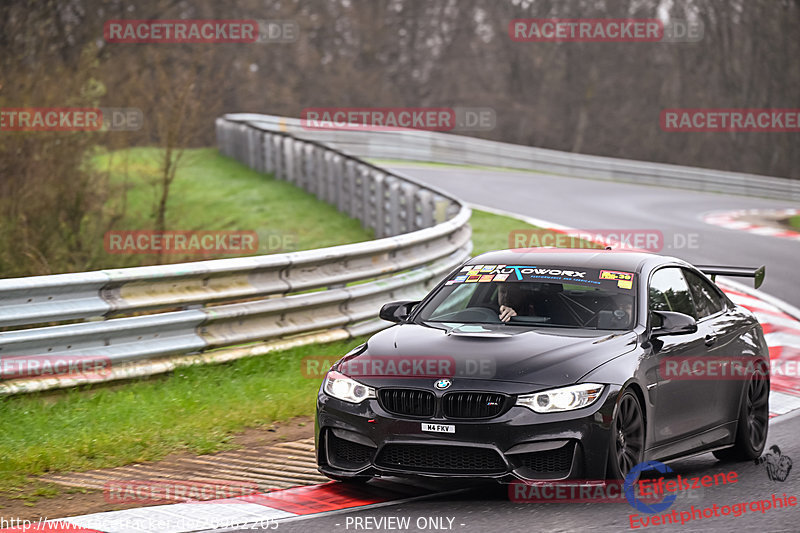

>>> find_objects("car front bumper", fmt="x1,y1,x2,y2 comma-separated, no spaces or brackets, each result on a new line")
315,383,622,482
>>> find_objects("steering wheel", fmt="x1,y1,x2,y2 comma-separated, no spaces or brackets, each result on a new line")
446,306,502,323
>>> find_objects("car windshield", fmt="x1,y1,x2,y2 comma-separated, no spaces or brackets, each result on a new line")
416,264,637,330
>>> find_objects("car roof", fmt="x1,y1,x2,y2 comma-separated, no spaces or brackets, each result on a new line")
468,249,684,274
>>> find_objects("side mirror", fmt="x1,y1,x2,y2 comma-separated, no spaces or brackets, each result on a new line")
379,300,420,323
650,310,698,337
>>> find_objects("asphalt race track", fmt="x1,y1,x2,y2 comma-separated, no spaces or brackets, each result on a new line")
233,412,800,533
20,165,795,533
211,167,800,533
389,164,800,307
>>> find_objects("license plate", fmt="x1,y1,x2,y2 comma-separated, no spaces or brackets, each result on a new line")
421,423,455,433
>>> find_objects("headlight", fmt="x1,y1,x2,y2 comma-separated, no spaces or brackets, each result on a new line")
516,383,604,413
323,370,376,403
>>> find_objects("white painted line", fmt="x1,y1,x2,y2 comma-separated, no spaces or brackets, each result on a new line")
752,312,800,332
726,221,753,229
750,227,784,236
765,332,800,350
725,292,784,314
467,202,660,253
718,278,800,322
465,203,573,232
770,390,800,415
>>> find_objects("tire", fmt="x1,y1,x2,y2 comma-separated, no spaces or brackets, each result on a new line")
607,390,646,479
713,361,769,462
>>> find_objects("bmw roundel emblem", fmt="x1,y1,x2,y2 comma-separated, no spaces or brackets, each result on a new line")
434,378,452,390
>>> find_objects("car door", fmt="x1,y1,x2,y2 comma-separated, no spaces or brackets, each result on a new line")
646,267,712,446
683,268,743,426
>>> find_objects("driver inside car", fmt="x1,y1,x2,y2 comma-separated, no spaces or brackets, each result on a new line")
497,283,535,323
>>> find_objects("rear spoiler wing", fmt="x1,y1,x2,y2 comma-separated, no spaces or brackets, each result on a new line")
695,265,766,289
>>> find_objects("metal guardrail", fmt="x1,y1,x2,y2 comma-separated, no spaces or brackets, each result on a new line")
5,111,794,395
230,114,800,201
0,117,471,394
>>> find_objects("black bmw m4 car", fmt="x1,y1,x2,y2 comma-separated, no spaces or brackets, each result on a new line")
315,249,770,483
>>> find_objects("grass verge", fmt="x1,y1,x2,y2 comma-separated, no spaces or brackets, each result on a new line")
93,147,375,267
0,337,365,493
1,147,543,494
469,209,538,255
0,207,540,493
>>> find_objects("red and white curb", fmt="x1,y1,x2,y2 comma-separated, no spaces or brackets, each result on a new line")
472,203,800,419
703,208,800,240
716,278,800,416
0,481,454,533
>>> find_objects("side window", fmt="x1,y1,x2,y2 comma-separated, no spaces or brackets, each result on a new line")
649,268,696,318
684,269,725,319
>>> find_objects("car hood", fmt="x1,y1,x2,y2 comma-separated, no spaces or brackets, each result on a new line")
338,322,637,388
